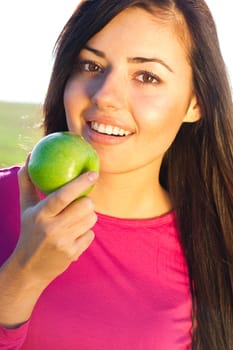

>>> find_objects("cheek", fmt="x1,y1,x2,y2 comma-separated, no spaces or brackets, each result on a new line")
63,79,85,131
134,94,188,149
64,79,80,112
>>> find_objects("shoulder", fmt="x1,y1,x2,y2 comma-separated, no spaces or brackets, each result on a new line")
0,166,21,266
0,165,21,212
0,165,21,181
0,165,21,201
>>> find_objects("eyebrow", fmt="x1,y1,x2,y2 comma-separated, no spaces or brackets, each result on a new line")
84,45,174,73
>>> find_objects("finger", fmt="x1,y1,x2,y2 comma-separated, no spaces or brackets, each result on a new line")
72,230,95,260
41,171,98,217
18,155,40,213
66,211,98,241
55,196,96,229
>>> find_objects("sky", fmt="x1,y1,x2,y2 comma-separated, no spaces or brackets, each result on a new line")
0,0,232,104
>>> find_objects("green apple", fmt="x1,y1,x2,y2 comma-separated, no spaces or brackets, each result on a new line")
28,132,99,196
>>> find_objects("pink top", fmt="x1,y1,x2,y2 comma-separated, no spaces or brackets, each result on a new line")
0,166,192,349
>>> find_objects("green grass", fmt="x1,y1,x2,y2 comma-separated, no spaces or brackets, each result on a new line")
0,101,43,167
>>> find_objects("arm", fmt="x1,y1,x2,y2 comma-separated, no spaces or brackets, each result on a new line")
0,165,98,329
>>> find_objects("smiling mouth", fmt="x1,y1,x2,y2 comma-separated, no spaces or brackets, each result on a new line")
90,121,133,137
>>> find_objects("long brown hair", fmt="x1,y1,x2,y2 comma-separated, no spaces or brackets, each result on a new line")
43,1,233,348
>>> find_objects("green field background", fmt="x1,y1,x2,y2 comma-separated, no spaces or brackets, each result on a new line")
0,101,43,168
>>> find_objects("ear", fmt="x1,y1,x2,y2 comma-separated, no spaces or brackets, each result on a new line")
183,95,201,123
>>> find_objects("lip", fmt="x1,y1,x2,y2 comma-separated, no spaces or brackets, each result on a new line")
83,113,135,145
83,122,134,145
84,114,135,134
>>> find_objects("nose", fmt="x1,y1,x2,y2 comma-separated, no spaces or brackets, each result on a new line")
90,69,127,110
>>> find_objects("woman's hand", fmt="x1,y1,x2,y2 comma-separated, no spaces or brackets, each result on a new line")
0,164,98,328
16,164,98,285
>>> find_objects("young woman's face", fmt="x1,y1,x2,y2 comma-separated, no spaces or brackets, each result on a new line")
64,7,199,174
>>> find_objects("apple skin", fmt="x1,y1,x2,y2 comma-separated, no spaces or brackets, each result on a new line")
28,132,99,196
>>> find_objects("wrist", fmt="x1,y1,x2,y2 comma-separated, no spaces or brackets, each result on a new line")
0,256,46,328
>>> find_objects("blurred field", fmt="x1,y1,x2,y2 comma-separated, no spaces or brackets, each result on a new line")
0,101,43,168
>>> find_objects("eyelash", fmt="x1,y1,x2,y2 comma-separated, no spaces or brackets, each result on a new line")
77,60,103,74
77,60,161,85
135,70,161,85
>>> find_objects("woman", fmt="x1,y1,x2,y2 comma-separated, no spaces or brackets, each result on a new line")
0,0,232,349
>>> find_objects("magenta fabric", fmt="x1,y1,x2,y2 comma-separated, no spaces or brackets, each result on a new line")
0,166,192,349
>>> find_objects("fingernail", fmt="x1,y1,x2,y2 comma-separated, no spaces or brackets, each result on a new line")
87,171,99,182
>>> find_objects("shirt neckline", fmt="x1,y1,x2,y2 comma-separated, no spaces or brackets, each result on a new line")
95,210,176,228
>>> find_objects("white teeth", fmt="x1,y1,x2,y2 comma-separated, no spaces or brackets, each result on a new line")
98,124,106,133
91,122,131,136
119,129,125,136
112,126,120,135
105,125,113,135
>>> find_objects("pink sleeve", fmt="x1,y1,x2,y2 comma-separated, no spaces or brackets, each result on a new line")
0,167,29,349
0,321,30,349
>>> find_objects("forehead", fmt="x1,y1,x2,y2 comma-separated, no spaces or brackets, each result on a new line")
86,7,191,65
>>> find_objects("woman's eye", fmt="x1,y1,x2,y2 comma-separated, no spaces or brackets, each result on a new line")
136,71,160,84
79,60,103,74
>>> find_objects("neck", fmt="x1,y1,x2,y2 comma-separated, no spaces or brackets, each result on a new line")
89,164,172,219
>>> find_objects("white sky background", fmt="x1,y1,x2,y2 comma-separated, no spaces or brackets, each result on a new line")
0,0,232,103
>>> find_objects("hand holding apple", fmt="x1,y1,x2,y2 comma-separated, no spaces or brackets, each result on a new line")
28,132,99,196
15,158,98,291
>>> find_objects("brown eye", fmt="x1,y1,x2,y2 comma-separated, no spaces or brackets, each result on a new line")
136,71,160,84
80,60,103,73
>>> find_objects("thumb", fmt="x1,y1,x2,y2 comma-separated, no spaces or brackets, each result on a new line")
18,156,40,213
